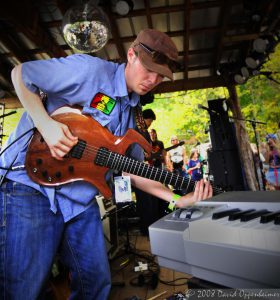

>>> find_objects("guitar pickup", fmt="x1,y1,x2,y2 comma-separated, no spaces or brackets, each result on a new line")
70,139,86,159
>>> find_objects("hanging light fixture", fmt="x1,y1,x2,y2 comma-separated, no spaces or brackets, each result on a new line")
234,66,250,84
62,0,110,53
245,52,266,69
253,38,268,53
113,0,134,16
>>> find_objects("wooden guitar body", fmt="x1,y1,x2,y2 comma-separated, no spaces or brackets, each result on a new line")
25,109,152,198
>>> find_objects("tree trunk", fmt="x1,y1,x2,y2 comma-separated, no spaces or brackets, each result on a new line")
227,85,258,191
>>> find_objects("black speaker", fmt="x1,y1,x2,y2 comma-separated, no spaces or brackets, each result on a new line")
208,99,238,151
209,122,238,151
208,149,245,191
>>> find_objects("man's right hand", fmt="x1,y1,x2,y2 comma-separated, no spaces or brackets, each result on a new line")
39,119,78,160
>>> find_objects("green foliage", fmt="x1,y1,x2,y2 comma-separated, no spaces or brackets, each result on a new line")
237,44,280,141
146,45,280,152
145,87,228,153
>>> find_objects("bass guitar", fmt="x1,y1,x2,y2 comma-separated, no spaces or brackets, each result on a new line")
26,108,223,198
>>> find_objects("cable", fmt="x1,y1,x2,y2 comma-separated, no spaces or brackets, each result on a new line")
159,277,189,286
0,127,35,160
0,127,35,185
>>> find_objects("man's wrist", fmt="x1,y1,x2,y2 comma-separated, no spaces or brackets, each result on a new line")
168,194,181,211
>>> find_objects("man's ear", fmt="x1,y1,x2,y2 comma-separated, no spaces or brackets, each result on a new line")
127,47,136,63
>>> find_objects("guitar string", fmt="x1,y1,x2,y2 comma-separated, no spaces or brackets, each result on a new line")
75,144,221,194
58,141,222,194
64,142,221,194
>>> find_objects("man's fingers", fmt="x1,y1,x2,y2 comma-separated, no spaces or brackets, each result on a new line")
202,181,210,199
62,126,78,146
193,180,213,202
198,180,204,201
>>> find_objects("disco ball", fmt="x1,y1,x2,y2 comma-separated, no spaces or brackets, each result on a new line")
62,2,110,53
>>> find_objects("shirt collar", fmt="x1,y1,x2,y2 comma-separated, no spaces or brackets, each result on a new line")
113,63,128,97
114,63,140,107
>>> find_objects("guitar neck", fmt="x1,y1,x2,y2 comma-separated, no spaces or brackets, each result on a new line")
95,147,222,195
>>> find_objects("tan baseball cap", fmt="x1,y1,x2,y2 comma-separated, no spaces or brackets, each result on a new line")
132,29,179,80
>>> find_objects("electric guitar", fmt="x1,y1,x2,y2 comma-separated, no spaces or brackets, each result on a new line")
25,108,223,198
148,140,185,162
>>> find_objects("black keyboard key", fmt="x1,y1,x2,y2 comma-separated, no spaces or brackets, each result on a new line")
172,209,182,218
260,211,280,223
212,208,241,220
228,209,255,221
240,209,269,222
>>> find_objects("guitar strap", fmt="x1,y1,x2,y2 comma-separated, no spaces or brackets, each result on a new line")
134,105,151,143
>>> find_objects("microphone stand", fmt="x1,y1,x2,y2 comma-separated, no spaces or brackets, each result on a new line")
228,115,266,190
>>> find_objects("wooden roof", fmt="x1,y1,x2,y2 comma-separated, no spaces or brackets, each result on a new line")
0,0,280,108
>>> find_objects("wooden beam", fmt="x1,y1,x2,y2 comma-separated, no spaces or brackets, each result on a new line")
144,0,153,28
0,97,21,109
213,0,231,72
103,7,126,61
0,30,34,63
153,76,226,93
1,0,67,58
183,0,191,80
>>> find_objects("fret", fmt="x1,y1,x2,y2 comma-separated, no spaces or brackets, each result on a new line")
140,163,145,177
123,156,129,172
127,158,133,173
119,154,125,171
163,171,168,184
144,164,149,178
135,161,141,176
105,151,112,167
185,177,191,192
180,177,184,190
110,153,118,169
159,168,164,183
174,174,179,187
115,154,122,171
169,173,175,186
154,167,159,182
120,154,126,171
133,160,138,175
132,160,137,174
148,167,153,179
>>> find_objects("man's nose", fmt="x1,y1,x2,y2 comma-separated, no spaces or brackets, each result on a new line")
149,72,162,85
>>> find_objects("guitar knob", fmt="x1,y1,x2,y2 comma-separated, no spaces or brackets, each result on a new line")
55,172,62,178
68,166,74,172
42,171,48,178
32,168,38,173
36,158,43,165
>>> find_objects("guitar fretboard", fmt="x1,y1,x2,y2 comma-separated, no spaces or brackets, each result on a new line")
95,147,222,195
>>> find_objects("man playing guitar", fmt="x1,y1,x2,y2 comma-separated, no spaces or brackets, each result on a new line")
0,29,212,299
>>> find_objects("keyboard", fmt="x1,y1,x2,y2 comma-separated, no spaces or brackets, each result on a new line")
149,191,280,288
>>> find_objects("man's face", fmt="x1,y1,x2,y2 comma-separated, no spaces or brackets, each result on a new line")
267,138,276,147
149,130,157,140
145,118,154,129
171,137,178,144
126,49,164,95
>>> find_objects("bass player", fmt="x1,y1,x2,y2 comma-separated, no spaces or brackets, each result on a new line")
0,29,212,299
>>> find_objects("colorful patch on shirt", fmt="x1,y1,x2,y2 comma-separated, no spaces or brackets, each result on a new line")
90,93,116,115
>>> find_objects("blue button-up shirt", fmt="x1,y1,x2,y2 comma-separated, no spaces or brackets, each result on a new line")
0,54,143,221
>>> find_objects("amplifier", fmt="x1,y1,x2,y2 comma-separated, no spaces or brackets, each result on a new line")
96,195,119,258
